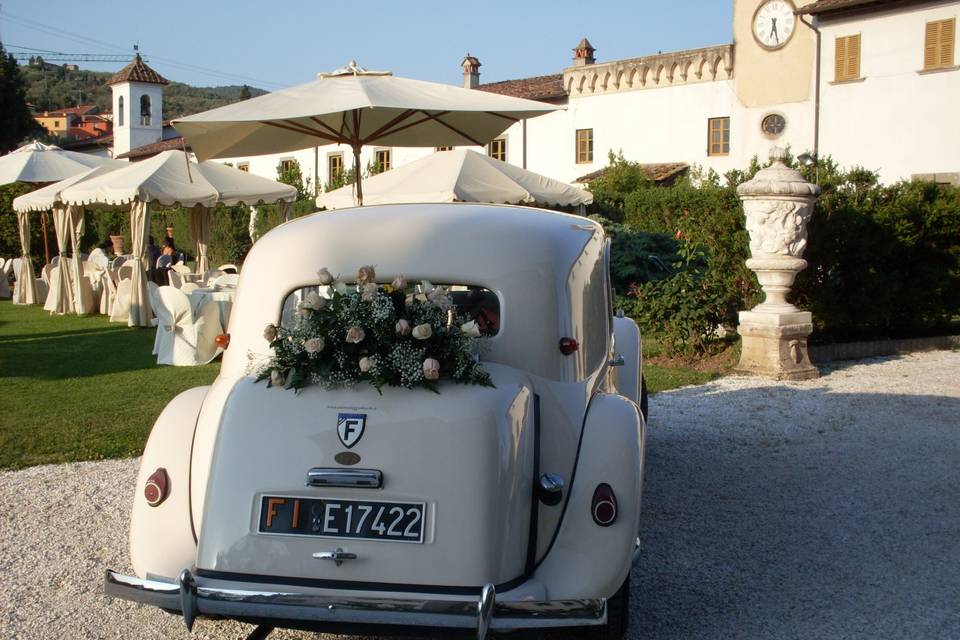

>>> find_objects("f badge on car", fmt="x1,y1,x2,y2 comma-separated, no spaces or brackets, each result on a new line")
337,413,366,449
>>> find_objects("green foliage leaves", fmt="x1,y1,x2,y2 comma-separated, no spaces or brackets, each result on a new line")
0,43,43,153
276,158,310,200
589,153,960,357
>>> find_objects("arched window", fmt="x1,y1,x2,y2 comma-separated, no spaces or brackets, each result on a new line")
118,96,124,127
140,94,151,126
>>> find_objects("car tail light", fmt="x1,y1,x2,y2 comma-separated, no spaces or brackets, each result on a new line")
559,337,578,355
591,483,618,526
144,468,169,507
215,333,230,349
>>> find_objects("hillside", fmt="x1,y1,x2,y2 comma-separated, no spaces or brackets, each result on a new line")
21,61,266,119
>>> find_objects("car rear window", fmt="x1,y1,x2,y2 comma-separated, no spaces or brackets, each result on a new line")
280,283,500,336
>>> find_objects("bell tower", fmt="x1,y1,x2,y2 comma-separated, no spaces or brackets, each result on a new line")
108,53,168,158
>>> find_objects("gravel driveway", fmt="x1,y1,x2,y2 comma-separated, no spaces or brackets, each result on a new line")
1,350,957,639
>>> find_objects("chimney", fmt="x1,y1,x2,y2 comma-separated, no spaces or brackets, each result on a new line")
461,53,481,89
572,37,596,66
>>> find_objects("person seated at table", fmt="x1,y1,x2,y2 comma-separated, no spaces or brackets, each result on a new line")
88,237,114,270
155,238,178,285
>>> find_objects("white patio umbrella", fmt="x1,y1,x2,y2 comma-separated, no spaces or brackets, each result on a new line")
316,149,593,210
55,150,296,326
0,141,117,306
173,61,559,205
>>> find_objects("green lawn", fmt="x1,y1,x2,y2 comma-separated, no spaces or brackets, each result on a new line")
0,301,718,470
0,301,219,469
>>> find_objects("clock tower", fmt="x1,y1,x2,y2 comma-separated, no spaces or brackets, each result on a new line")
733,0,817,108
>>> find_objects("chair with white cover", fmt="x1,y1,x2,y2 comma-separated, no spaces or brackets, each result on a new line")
152,286,223,366
41,263,53,285
171,263,192,275
0,258,11,299
216,263,239,274
180,281,200,294
168,269,185,289
99,270,117,316
110,279,132,323
202,269,223,286
117,263,134,282
212,273,240,289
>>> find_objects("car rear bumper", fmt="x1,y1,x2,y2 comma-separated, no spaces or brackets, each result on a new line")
104,569,606,638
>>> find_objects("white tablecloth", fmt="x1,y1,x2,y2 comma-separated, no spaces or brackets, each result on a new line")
187,287,235,328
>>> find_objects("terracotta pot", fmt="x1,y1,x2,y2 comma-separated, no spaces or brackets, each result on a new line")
110,235,124,255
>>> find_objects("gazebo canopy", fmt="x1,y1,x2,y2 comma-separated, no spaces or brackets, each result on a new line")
12,162,125,213
0,141,113,186
316,149,593,210
56,150,297,208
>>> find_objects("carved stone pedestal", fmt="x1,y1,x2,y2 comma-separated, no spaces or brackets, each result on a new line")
735,147,821,380
737,310,818,380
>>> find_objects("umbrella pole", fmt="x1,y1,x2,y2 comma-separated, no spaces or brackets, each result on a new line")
352,143,364,206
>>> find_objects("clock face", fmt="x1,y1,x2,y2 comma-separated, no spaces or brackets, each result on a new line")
762,113,786,137
753,0,797,50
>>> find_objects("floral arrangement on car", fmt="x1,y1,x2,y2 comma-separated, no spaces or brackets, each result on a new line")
256,265,494,393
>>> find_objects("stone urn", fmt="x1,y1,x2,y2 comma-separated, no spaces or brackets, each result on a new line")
110,235,124,255
735,147,820,380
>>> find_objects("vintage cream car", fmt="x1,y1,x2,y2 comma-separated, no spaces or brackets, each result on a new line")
106,203,647,640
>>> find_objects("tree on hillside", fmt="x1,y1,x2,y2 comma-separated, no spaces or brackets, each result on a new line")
239,84,252,100
0,42,42,153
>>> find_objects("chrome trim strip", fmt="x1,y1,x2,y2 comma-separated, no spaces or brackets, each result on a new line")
477,583,495,640
104,570,606,631
306,467,382,488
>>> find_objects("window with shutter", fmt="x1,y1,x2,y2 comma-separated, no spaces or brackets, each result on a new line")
835,34,861,82
924,18,956,70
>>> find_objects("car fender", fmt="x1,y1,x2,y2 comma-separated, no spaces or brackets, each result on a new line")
129,386,207,579
532,392,644,600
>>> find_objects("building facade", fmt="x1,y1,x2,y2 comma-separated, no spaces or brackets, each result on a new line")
106,0,958,190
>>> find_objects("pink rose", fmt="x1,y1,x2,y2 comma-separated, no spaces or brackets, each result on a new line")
359,356,376,372
392,274,406,290
422,358,440,380
395,319,411,336
346,326,365,344
263,324,278,342
357,265,376,285
317,267,334,285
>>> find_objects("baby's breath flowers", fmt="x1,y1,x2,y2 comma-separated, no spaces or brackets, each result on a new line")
256,265,493,393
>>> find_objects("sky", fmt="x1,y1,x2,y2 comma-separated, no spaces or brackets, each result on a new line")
0,0,733,89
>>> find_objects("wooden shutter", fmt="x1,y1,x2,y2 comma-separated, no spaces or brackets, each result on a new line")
835,35,861,81
847,35,861,80
835,36,847,81
925,21,940,69
925,19,956,70
942,18,956,68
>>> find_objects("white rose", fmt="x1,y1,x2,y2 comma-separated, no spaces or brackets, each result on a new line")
460,320,481,338
361,282,378,302
345,326,366,344
270,369,285,387
412,323,433,340
304,291,326,310
334,280,350,296
357,265,376,285
317,267,334,285
263,324,278,342
420,280,435,294
392,274,406,290
359,356,376,372
395,318,411,336
304,337,325,353
422,358,440,380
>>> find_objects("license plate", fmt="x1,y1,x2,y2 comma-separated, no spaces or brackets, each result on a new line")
258,496,425,543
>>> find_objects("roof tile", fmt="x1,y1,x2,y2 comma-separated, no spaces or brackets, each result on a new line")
107,54,169,86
